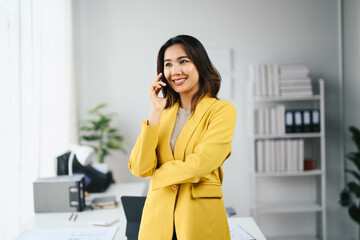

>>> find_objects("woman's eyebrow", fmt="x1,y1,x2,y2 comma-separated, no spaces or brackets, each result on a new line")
164,56,190,62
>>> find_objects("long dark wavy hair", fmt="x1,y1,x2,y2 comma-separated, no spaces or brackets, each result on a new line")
157,35,221,112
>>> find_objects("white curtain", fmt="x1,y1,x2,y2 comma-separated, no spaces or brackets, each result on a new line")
0,0,77,238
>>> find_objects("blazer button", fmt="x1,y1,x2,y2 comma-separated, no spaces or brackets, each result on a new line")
171,184,178,191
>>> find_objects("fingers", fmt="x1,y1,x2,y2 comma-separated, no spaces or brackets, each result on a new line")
150,73,167,94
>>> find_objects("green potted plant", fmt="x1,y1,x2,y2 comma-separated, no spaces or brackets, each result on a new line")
78,103,126,163
340,126,360,235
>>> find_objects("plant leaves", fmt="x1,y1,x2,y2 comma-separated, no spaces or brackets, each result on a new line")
109,135,123,141
106,128,117,133
98,115,111,129
347,182,360,198
80,126,93,131
107,140,126,152
346,169,360,182
349,126,360,150
347,152,360,172
339,188,351,207
88,103,107,114
82,135,101,141
349,204,360,224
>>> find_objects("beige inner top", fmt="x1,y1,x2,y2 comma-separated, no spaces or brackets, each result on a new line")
170,107,191,153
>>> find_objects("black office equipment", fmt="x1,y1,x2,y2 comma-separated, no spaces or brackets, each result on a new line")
311,109,321,132
121,196,147,240
57,152,114,193
294,110,303,132
302,110,312,132
285,110,295,133
33,174,86,213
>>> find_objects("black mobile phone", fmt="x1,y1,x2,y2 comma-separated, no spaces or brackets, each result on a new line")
161,74,168,97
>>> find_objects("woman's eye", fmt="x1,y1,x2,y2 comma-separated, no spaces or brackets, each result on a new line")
180,59,188,64
165,62,172,67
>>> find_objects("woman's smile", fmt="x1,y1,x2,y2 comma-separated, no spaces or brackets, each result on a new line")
172,77,187,85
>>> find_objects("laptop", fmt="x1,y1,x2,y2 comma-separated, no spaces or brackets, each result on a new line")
121,196,146,240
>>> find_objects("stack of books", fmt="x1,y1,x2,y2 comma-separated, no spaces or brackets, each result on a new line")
256,139,305,173
249,64,280,97
254,105,286,135
249,64,313,97
280,65,313,97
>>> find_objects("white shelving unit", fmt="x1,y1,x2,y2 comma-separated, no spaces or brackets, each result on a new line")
249,79,326,240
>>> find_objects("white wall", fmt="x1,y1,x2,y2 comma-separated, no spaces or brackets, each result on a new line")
73,0,345,238
342,0,360,239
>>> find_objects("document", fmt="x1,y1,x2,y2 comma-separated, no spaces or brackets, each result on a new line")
229,223,256,240
15,226,118,240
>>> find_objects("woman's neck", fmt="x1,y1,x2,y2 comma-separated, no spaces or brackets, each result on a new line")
180,95,192,110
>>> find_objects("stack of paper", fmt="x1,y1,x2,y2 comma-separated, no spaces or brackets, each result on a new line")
229,223,256,240
249,64,313,97
280,65,313,97
16,226,118,240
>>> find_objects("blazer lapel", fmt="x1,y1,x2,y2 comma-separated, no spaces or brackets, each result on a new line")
173,96,216,161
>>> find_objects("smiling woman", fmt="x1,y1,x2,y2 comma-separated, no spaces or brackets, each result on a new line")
128,35,237,240
157,35,222,113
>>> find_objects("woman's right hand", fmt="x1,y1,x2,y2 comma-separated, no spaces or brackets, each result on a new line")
147,73,167,126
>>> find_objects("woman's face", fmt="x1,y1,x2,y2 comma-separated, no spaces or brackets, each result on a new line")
163,44,199,98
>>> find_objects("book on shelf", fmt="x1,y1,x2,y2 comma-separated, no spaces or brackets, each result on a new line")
280,64,309,78
294,110,303,133
312,109,321,132
254,105,285,135
284,109,320,133
250,63,313,97
256,139,306,173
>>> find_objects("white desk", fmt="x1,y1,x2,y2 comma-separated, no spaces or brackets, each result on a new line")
21,182,266,240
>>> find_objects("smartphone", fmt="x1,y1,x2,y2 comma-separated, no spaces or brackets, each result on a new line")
160,74,168,98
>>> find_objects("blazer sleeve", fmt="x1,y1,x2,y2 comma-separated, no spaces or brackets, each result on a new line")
128,120,159,178
151,103,237,190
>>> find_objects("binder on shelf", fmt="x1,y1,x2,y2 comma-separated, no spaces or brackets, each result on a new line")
312,109,320,132
294,110,303,133
256,140,264,172
264,108,271,134
285,110,294,133
270,108,277,134
303,110,312,132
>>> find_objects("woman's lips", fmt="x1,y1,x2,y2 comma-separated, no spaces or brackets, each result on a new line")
172,77,187,86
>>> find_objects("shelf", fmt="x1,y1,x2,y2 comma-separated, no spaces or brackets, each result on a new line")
254,170,323,177
253,95,321,102
267,236,320,240
255,203,323,214
254,133,321,139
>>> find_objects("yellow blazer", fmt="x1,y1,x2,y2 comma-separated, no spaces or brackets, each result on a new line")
129,96,237,240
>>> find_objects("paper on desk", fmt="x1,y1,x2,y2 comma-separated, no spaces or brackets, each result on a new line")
229,223,256,240
15,226,118,240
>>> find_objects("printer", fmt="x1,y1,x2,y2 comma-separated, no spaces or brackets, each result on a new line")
33,174,86,213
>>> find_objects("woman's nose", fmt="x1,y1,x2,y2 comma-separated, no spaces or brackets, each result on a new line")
172,64,182,75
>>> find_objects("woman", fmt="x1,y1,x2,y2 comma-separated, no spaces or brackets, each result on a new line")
128,35,237,240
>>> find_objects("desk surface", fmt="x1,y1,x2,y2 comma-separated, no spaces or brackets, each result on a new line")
21,182,266,240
